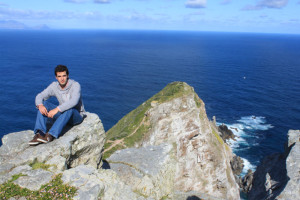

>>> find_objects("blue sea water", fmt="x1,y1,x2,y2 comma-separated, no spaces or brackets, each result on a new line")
0,30,299,173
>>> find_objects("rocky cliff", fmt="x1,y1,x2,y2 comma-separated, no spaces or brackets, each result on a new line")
0,112,106,199
105,82,240,200
0,82,241,200
247,130,300,200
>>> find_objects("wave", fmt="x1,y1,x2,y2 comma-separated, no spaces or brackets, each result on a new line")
217,115,273,176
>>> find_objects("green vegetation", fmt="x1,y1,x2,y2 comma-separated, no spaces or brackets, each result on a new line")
10,173,26,182
104,82,195,158
160,195,171,200
0,174,77,200
212,128,224,146
103,143,124,160
133,189,149,198
194,95,202,108
29,158,53,171
123,124,150,147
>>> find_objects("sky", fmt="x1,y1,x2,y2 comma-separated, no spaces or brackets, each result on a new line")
0,0,299,34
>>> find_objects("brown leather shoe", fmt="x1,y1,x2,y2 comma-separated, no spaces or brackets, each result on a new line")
37,133,54,143
29,133,42,146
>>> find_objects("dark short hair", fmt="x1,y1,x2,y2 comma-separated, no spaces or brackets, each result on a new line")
55,65,69,76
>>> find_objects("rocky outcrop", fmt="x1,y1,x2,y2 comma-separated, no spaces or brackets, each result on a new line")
61,165,145,200
218,124,236,142
0,112,106,198
0,113,105,172
105,82,240,200
240,169,254,193
0,82,243,200
248,130,300,200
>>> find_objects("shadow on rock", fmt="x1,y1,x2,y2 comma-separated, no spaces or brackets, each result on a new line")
186,195,202,200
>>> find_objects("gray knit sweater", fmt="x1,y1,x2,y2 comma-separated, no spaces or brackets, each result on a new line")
35,79,85,116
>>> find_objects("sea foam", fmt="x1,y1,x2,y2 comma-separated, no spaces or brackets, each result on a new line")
217,115,273,176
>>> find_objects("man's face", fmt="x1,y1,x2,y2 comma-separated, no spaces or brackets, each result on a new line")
56,71,68,87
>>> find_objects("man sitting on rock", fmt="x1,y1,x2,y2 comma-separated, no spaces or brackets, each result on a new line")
29,65,85,145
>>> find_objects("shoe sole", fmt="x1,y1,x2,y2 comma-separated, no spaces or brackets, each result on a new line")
37,138,49,143
29,141,41,146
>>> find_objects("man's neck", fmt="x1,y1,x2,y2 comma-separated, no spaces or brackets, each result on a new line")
59,79,68,89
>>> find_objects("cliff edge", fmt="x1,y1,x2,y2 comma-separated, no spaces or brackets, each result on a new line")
247,130,300,200
105,82,240,200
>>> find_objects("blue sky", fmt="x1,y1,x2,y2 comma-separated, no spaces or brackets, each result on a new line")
0,0,299,33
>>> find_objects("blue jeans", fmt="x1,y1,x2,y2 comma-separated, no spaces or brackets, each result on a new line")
34,101,83,138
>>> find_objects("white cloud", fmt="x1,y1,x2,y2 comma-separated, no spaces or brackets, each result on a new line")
243,0,288,10
0,6,102,20
258,0,288,8
64,0,89,3
94,0,110,4
185,0,206,9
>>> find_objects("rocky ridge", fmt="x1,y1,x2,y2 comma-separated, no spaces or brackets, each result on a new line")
105,82,240,200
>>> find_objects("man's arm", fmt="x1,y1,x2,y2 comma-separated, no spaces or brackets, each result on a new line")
57,82,81,113
47,107,59,118
35,83,54,115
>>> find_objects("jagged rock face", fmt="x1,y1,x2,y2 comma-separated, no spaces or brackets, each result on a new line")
248,130,300,200
143,90,239,199
0,112,105,187
278,130,300,199
231,155,244,176
218,124,236,142
240,169,253,193
106,82,240,200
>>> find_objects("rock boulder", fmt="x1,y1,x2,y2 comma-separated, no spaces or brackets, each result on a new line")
0,112,105,189
248,130,300,200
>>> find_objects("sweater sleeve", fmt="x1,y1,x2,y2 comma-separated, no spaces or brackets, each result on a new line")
35,83,54,107
58,82,81,112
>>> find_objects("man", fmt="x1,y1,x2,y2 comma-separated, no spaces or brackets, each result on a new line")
29,65,85,145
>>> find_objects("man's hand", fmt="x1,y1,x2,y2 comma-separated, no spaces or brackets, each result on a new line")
48,107,60,118
38,105,48,116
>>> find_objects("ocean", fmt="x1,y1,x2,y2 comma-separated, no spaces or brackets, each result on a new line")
0,30,299,174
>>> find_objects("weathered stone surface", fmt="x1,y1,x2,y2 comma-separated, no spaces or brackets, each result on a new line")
0,112,106,199
105,82,240,200
248,130,300,200
218,124,236,142
0,112,105,173
277,130,300,200
13,169,53,191
142,93,239,199
62,165,147,200
107,143,176,199
231,155,244,176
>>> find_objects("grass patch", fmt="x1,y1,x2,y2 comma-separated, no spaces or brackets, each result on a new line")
10,173,26,182
0,174,77,200
105,82,195,156
103,144,124,160
124,124,151,147
212,128,224,146
160,195,170,200
194,95,202,108
29,158,52,171
133,189,149,198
